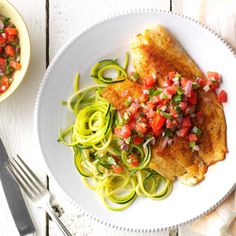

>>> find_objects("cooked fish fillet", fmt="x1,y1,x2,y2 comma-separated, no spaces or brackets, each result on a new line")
130,25,227,184
102,79,142,114
102,25,227,185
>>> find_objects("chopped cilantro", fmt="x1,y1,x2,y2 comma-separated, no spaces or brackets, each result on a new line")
107,156,116,165
124,99,131,107
173,95,182,104
163,128,173,137
2,17,10,26
176,88,183,95
175,73,181,79
188,141,196,148
192,82,199,89
192,127,202,136
161,111,172,119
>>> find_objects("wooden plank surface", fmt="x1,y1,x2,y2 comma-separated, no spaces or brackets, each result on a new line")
48,1,171,235
0,0,47,235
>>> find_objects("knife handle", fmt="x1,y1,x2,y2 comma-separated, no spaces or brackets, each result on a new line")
0,167,35,236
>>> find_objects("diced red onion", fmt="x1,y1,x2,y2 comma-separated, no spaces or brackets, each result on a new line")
16,56,21,62
16,47,21,54
185,80,192,97
203,85,210,92
117,139,124,146
193,145,200,152
1,33,6,38
143,89,149,95
167,138,173,145
176,116,183,124
134,98,138,104
190,113,196,118
176,130,181,137
121,143,129,150
0,20,4,29
161,137,169,148
160,105,167,111
143,137,155,148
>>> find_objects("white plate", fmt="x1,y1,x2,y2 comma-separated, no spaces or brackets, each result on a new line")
35,10,236,232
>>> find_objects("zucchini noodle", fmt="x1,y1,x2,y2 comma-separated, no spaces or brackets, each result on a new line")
58,54,172,210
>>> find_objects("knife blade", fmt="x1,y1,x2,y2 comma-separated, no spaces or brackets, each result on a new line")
0,138,35,236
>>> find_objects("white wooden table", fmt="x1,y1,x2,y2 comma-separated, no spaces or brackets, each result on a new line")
0,0,223,235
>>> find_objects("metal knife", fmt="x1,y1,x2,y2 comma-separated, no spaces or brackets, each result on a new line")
0,138,35,236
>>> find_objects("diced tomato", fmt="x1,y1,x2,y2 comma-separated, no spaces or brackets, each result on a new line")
168,71,176,80
197,78,206,87
114,125,131,139
170,107,178,118
111,165,123,173
0,76,9,93
152,114,166,135
189,91,197,105
218,90,227,103
5,28,18,36
181,77,189,87
132,136,143,145
166,119,178,129
182,116,191,128
207,80,220,90
166,86,176,95
165,79,173,87
179,102,187,111
0,47,2,54
189,133,198,141
10,61,21,70
136,122,148,134
146,101,156,110
207,71,221,82
0,37,6,44
144,76,156,88
5,45,15,57
7,35,16,43
140,93,149,103
180,127,189,137
128,119,136,130
129,155,139,167
0,57,6,71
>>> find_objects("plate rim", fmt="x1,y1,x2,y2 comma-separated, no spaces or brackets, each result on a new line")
34,8,236,232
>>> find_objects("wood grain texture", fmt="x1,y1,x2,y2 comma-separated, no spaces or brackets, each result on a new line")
0,0,47,235
49,1,170,235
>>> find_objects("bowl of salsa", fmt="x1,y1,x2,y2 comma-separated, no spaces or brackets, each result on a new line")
0,0,30,102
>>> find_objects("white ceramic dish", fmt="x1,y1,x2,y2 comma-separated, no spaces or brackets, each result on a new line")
0,0,30,102
35,10,236,232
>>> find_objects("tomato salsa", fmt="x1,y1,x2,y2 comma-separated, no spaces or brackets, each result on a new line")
114,70,227,152
0,16,21,94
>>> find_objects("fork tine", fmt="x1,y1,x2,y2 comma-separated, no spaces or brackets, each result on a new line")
12,156,43,192
16,155,45,189
7,162,35,199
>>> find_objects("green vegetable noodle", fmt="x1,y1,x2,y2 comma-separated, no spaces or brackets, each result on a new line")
58,54,172,210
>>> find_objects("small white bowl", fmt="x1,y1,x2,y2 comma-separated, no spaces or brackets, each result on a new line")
0,0,30,102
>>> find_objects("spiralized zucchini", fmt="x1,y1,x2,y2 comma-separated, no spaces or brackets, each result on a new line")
58,55,172,210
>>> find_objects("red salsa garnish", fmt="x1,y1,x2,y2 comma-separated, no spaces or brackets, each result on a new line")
0,16,21,95
113,70,227,152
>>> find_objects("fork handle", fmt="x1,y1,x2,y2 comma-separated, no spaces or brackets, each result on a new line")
44,204,72,236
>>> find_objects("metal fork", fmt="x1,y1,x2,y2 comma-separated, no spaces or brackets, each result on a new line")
6,155,72,236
